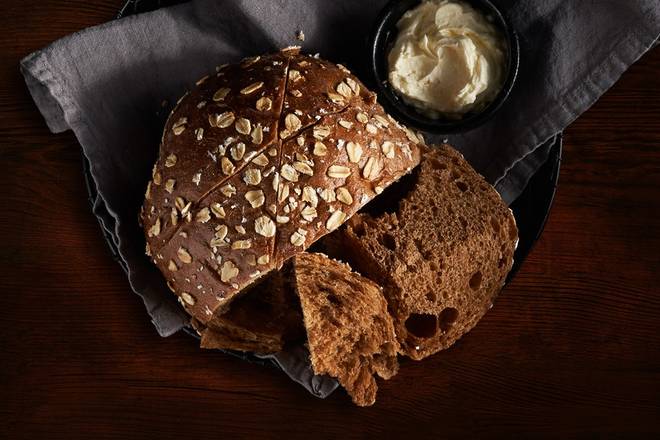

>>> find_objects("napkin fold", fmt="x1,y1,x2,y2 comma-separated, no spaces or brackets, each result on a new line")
21,0,660,398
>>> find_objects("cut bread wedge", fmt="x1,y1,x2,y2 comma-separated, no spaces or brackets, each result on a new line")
292,252,399,406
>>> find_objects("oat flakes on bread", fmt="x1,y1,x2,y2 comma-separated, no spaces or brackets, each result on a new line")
322,144,518,360
293,252,399,406
140,47,422,324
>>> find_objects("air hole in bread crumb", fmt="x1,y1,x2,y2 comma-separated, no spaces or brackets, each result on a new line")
425,292,437,302
459,217,468,228
490,216,501,234
326,293,341,306
469,271,482,290
450,169,461,180
321,288,341,306
378,233,396,251
455,181,469,192
439,307,459,332
405,313,438,338
429,158,447,170
352,221,366,237
429,261,439,272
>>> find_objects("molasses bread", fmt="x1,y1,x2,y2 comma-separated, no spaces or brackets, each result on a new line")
322,144,518,360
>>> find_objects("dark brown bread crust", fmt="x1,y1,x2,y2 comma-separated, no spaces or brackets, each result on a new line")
292,252,399,406
322,145,518,360
140,48,422,323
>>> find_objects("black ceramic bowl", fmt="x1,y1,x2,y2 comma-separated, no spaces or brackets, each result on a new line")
370,0,520,134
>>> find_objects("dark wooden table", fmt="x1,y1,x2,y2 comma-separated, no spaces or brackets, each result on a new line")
2,2,659,438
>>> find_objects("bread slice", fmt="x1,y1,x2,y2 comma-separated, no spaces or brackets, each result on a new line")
292,252,398,406
322,144,518,360
195,263,305,353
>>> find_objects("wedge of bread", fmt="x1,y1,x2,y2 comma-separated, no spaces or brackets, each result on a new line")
292,252,399,406
322,145,518,360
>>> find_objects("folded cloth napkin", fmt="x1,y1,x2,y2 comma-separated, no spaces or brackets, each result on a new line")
21,0,660,398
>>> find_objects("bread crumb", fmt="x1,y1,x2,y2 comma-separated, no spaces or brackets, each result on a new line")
296,30,305,41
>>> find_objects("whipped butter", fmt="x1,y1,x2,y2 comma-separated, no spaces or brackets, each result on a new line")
388,0,506,117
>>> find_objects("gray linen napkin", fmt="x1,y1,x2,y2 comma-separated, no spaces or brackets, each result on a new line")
21,0,660,398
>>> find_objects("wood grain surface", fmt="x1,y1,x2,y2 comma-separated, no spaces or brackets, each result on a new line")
1,2,659,438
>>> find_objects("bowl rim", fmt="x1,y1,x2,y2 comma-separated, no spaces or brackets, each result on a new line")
369,0,520,134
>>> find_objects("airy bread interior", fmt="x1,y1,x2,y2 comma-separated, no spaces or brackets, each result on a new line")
321,144,518,360
292,252,399,406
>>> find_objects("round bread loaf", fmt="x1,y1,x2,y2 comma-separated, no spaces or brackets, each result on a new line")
140,47,422,323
